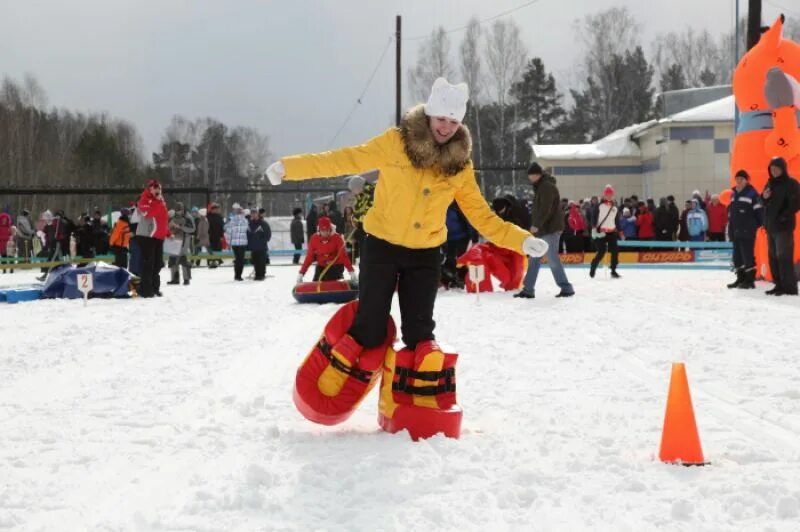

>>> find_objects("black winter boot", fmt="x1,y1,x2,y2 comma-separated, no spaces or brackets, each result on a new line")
737,269,755,289
727,269,742,289
167,270,179,285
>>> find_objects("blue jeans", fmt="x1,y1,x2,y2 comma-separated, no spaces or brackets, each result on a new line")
522,232,574,296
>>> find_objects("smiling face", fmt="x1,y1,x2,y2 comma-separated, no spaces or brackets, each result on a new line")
429,116,460,144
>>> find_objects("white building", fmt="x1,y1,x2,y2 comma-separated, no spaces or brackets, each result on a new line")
532,95,735,202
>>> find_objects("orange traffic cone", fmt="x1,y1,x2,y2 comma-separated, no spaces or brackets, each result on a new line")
659,362,707,466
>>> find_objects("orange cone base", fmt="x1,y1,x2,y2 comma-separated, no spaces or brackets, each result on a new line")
378,404,463,441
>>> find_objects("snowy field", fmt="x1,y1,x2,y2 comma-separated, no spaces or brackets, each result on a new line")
2,264,800,531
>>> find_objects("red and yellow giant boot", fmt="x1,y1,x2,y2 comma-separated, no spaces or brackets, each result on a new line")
378,340,463,440
293,301,396,425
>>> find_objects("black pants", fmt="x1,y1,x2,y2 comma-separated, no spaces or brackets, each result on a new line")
349,235,440,350
112,246,128,269
232,246,247,279
251,249,268,279
292,243,302,265
591,232,619,271
732,237,755,272
138,237,163,297
767,230,797,294
313,263,344,281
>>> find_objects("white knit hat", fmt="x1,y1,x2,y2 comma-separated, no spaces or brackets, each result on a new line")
232,202,242,211
424,77,469,122
348,175,366,192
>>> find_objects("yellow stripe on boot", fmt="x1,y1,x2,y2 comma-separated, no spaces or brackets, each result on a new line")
413,349,444,409
379,346,399,418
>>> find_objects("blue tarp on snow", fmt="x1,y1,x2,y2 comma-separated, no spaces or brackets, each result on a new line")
42,263,133,299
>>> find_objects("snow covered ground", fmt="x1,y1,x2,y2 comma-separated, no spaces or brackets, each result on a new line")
1,264,799,531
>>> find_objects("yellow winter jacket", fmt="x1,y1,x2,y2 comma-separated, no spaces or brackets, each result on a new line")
282,119,529,252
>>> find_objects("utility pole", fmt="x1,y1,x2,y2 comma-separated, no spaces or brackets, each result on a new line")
746,0,762,51
396,15,402,126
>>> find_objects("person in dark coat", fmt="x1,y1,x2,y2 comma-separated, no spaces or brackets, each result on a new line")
516,162,575,298
290,207,305,265
667,195,681,240
678,200,691,243
654,198,675,242
762,157,799,295
91,211,109,255
247,209,272,280
206,203,225,268
75,215,95,259
306,204,319,241
727,170,763,289
443,201,477,288
327,201,344,233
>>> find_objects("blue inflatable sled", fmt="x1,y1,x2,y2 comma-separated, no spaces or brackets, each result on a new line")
42,263,134,300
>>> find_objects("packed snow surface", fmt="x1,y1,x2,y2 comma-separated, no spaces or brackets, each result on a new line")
2,265,799,530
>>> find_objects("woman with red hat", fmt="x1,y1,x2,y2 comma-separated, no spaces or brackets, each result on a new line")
297,216,355,283
589,185,621,279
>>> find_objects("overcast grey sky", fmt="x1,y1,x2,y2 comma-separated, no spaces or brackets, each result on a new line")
1,0,789,162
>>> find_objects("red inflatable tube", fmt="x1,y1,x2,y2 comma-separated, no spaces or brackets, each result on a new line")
292,280,359,304
293,300,396,425
378,340,463,440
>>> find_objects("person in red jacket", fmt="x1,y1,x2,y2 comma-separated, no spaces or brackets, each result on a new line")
635,201,655,249
706,194,728,242
296,216,356,283
136,179,170,298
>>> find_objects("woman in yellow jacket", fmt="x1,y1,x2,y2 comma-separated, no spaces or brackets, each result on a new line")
266,78,547,354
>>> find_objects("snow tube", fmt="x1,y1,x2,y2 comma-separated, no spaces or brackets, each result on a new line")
293,300,396,425
292,280,359,304
378,340,462,440
41,263,133,299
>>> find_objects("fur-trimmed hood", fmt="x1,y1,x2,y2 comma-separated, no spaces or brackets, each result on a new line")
399,104,472,177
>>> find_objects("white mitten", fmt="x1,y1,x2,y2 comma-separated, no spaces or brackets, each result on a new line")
348,270,358,283
265,161,285,186
522,236,548,258
296,273,304,284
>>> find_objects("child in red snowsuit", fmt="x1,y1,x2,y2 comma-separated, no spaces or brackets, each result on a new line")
297,216,355,283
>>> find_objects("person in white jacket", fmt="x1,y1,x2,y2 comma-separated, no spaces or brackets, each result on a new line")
590,185,621,279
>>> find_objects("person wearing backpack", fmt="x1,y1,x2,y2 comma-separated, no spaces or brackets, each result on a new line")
564,201,587,252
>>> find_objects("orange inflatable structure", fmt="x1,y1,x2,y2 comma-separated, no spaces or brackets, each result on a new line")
731,15,800,279
456,242,526,293
293,301,396,425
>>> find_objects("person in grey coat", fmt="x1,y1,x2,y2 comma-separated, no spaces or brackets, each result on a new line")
195,208,211,267
167,202,196,285
15,208,35,260
290,207,304,264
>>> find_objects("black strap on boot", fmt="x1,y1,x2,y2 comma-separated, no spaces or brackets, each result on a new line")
393,366,456,395
317,337,372,383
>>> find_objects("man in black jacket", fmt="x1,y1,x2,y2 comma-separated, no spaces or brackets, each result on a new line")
654,198,676,242
515,162,575,299
206,203,225,268
762,157,799,295
727,170,763,289
247,209,271,280
290,207,305,264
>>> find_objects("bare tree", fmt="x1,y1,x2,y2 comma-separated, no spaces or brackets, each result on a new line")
573,7,641,138
652,27,725,87
408,26,455,103
484,19,527,185
459,17,484,172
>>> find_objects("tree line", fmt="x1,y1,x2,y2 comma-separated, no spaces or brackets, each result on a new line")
408,7,800,196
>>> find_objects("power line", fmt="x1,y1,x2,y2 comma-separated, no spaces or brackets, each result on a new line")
326,35,394,149
403,0,544,41
764,0,800,17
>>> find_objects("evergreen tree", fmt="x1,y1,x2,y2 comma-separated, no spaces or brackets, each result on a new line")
510,57,567,145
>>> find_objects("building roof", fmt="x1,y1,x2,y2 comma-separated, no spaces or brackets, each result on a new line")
532,95,734,161
667,94,734,123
